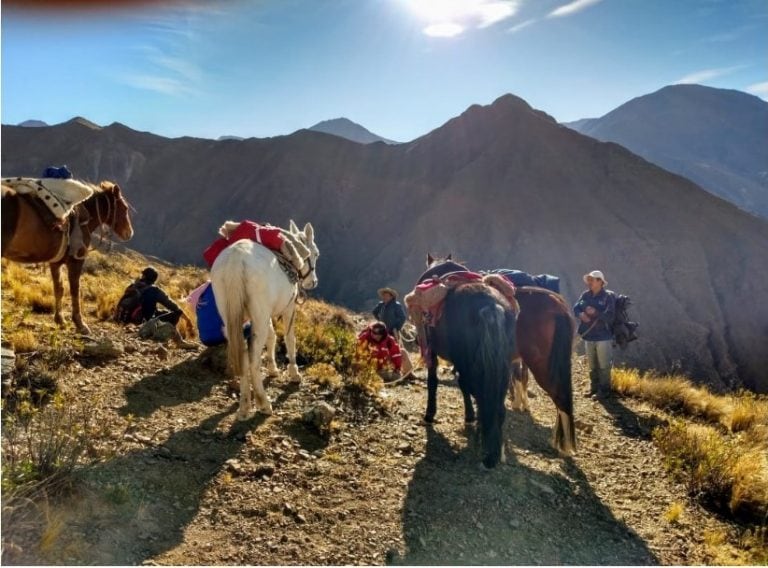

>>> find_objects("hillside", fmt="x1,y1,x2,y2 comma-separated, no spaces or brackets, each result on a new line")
2,93,768,393
565,84,768,219
1,252,766,565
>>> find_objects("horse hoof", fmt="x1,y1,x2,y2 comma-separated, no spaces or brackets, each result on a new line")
237,410,254,422
257,405,273,416
423,415,436,425
266,367,280,378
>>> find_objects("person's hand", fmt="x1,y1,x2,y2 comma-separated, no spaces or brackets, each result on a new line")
585,306,597,316
579,313,591,323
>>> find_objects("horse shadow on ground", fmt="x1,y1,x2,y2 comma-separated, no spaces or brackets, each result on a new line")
597,394,668,440
393,412,659,565
23,409,269,565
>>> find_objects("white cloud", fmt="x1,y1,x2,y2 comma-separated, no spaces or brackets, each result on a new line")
673,66,742,84
548,0,603,18
405,0,520,37
424,22,465,37
117,74,197,96
746,81,768,98
507,18,536,33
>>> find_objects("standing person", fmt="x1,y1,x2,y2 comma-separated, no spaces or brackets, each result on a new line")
574,270,616,397
357,322,403,383
135,266,197,349
373,287,413,377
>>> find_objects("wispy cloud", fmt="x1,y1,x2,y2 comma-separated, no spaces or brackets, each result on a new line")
507,18,536,33
116,74,197,96
746,81,768,98
405,0,521,37
673,65,743,84
547,0,603,18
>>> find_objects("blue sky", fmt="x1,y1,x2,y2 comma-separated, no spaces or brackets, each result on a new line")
2,0,767,142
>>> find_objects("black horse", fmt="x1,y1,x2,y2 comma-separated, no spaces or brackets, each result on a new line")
416,255,517,468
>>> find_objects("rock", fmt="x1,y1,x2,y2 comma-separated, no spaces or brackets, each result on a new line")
1,347,16,376
303,402,336,431
81,339,123,360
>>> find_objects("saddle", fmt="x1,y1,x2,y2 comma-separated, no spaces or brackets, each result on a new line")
2,176,93,221
16,191,90,262
404,271,519,365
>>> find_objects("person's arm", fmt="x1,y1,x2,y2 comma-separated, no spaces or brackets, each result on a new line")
156,288,182,314
573,293,590,322
388,337,402,371
373,302,383,319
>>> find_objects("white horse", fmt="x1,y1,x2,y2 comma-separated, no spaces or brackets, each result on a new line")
211,220,319,420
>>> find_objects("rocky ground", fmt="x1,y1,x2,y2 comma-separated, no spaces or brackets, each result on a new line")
1,322,749,565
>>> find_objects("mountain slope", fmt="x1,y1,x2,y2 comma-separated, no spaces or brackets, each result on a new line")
565,84,768,218
307,117,398,144
2,94,767,392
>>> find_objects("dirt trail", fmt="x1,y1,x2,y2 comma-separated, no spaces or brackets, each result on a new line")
3,327,738,565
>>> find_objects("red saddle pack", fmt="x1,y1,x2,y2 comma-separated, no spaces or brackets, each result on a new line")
203,221,286,267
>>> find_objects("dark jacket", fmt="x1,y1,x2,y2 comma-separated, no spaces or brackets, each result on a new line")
140,283,182,322
373,299,407,333
574,288,616,341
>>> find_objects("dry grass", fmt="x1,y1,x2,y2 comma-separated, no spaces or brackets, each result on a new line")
615,369,768,528
663,501,684,524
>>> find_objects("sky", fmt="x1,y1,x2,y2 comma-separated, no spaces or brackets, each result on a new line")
2,0,767,142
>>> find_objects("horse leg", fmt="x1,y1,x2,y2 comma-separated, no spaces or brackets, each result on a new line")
424,352,439,423
457,371,476,424
66,258,90,334
237,342,255,421
282,303,301,383
264,319,280,378
509,359,531,412
248,317,273,416
50,262,65,327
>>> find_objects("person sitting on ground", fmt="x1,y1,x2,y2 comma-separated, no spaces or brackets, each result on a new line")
373,287,413,378
356,321,403,383
135,266,197,349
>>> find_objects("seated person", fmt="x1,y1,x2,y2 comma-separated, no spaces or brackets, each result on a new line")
135,266,196,349
356,322,402,383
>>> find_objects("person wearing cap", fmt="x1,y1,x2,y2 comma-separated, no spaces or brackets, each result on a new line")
574,270,616,397
135,266,197,349
357,322,403,383
373,287,413,377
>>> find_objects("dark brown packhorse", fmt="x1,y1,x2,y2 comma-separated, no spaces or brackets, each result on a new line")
416,255,517,468
416,256,576,455
2,181,134,334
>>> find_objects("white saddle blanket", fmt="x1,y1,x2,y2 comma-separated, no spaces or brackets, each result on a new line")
2,177,94,220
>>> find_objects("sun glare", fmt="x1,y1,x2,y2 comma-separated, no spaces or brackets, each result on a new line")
401,0,517,37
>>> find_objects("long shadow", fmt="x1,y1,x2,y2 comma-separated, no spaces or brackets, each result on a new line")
394,425,658,565
597,394,667,440
44,409,266,565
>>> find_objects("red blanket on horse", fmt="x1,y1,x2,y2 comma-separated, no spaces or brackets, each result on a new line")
203,221,286,268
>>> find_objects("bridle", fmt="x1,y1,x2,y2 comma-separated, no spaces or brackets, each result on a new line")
298,255,316,281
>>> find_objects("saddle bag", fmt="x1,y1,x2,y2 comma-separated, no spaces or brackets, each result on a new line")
114,281,148,324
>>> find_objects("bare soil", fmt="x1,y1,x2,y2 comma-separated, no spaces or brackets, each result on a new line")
2,323,745,565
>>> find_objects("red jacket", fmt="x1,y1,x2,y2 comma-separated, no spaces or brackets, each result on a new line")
357,327,402,371
203,221,286,267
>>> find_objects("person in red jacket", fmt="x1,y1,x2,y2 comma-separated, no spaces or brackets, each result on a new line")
357,322,403,383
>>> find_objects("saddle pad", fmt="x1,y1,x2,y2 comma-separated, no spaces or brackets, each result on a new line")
2,177,93,220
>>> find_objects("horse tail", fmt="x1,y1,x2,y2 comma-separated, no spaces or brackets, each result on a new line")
476,302,514,469
213,253,249,378
550,313,576,453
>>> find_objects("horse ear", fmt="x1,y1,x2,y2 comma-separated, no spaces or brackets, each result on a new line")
289,220,299,234
112,183,121,195
447,253,452,260
303,222,314,241
427,253,434,265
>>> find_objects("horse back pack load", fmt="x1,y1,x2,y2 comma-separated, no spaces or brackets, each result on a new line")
114,280,148,324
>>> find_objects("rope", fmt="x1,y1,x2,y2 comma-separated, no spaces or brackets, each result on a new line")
399,322,418,343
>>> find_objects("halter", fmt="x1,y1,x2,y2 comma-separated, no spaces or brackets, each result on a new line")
298,255,316,281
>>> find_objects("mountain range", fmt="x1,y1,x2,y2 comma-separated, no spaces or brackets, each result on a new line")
3,93,767,393
307,118,398,144
565,84,768,219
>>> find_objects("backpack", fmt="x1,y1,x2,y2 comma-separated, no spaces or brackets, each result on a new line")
612,294,638,349
114,281,148,324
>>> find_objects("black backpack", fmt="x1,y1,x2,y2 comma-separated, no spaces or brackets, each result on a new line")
612,294,638,349
114,281,148,324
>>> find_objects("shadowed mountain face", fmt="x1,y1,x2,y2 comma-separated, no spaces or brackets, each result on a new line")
307,118,398,144
565,84,768,219
2,96,767,392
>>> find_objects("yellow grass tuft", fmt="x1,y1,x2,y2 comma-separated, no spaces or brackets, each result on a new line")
8,330,38,352
663,501,684,524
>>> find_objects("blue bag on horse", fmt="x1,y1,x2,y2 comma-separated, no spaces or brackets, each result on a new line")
42,165,73,180
196,283,226,347
487,269,561,294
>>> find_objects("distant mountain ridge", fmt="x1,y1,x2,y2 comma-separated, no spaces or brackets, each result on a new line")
2,94,767,393
565,84,768,219
18,119,48,127
307,117,398,144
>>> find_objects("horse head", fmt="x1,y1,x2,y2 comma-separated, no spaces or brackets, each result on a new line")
418,253,468,283
96,181,134,241
288,219,319,290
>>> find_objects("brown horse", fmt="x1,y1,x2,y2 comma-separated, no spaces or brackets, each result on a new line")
415,256,576,454
2,181,134,334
